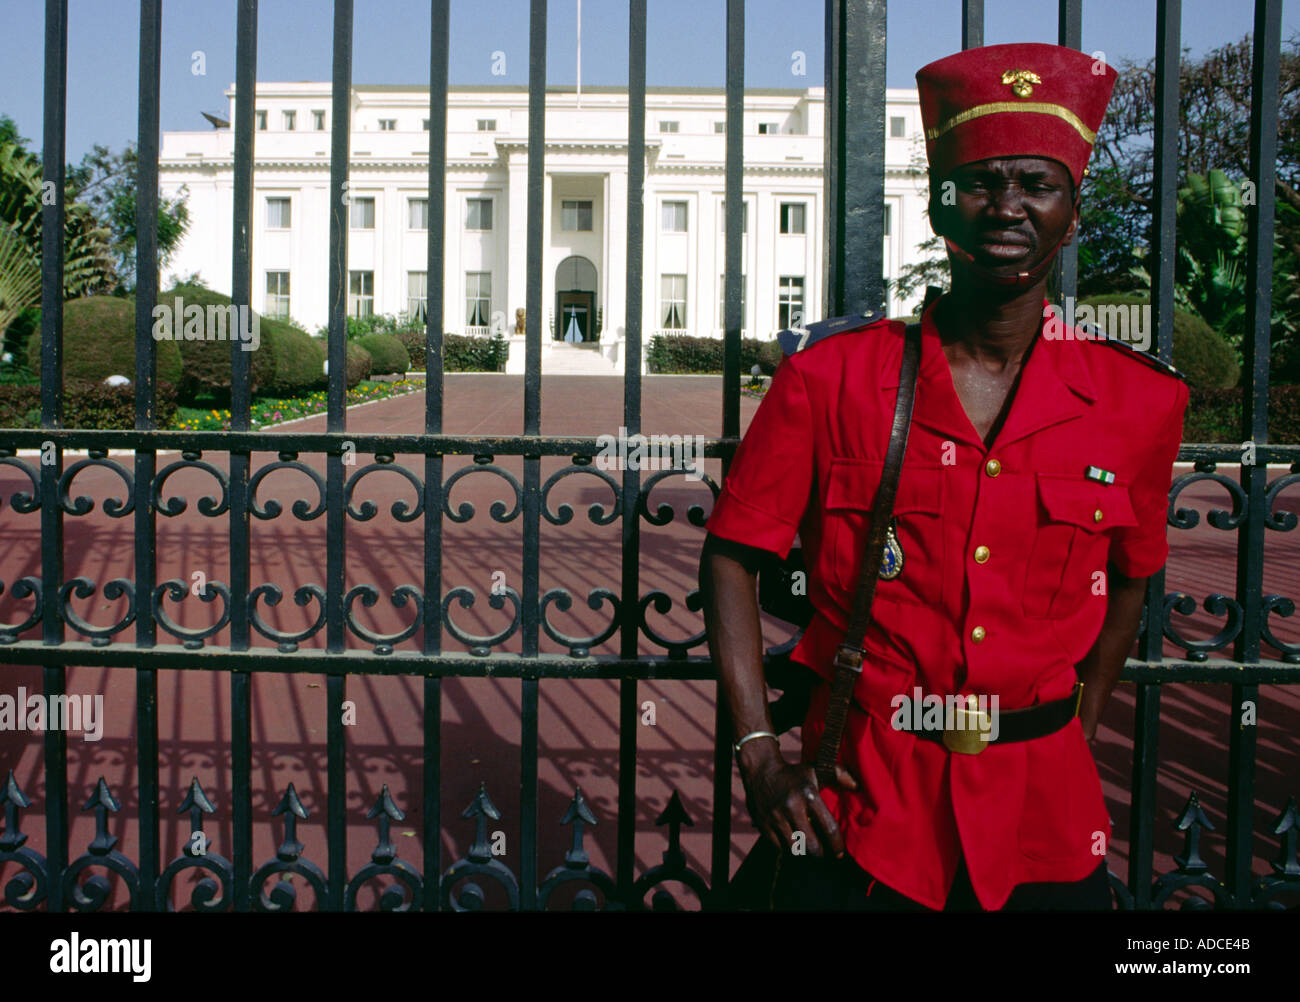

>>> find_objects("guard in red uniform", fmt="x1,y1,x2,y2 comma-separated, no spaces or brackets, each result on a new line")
701,42,1189,910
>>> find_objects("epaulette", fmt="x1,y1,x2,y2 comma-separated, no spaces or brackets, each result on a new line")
777,310,887,356
1079,323,1188,382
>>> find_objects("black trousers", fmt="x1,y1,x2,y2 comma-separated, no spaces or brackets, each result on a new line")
733,839,1113,911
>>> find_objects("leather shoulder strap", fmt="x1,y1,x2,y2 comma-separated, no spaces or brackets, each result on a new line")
814,322,921,787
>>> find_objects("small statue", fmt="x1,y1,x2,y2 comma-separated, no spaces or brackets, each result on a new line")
515,307,526,334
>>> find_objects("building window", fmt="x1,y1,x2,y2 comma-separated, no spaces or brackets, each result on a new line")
890,116,906,138
758,122,779,134
466,272,492,327
477,118,496,131
719,199,748,233
282,110,296,131
661,275,687,330
718,273,746,330
778,276,805,329
348,271,374,318
265,272,290,319
661,201,688,232
409,197,429,230
378,119,397,131
659,120,679,133
408,271,427,322
312,109,325,130
884,204,892,237
422,118,431,131
350,197,375,229
254,110,267,131
561,199,592,231
266,197,291,229
466,197,493,230
780,203,806,235
714,121,725,133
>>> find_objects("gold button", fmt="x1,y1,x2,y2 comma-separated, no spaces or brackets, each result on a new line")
970,626,986,643
974,545,990,563
985,459,1001,477
1094,509,1103,523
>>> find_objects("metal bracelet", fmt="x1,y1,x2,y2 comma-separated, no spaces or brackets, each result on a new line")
733,730,778,754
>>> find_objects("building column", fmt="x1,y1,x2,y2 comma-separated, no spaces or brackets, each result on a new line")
506,154,529,331
604,168,627,352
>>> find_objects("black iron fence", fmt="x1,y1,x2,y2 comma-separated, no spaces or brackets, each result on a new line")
0,0,1297,911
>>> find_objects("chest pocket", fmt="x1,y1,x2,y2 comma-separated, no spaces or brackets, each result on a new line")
1022,473,1139,619
823,459,945,608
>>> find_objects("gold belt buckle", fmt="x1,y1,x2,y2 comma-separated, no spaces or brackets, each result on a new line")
942,694,992,755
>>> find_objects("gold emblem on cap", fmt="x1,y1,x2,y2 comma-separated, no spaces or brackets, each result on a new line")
1001,69,1042,98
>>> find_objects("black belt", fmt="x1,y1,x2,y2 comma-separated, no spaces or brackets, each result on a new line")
899,682,1084,755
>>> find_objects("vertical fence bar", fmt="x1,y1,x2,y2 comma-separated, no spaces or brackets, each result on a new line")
1129,0,1179,913
823,0,887,318
519,0,547,911
39,0,68,914
1128,684,1160,908
1055,0,1081,303
1139,1,1178,668
709,0,745,907
1228,0,1281,907
228,0,257,912
617,0,646,906
133,0,163,911
325,0,354,911
423,0,449,911
961,0,983,49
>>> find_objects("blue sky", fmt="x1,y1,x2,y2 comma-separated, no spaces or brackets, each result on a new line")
0,0,1295,161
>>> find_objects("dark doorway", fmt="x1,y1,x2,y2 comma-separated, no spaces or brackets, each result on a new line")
556,290,594,342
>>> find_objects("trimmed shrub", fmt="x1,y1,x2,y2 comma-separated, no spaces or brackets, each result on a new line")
260,321,325,396
158,284,324,402
0,378,177,430
356,333,410,375
445,331,508,372
757,338,784,375
24,296,183,386
345,341,372,387
1077,294,1240,390
646,334,772,374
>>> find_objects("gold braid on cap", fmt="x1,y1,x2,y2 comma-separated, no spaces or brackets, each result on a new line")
924,101,1097,145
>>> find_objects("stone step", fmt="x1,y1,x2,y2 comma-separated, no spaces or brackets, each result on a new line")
544,342,619,375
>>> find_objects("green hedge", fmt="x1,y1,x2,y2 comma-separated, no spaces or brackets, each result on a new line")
0,378,178,430
24,296,184,386
647,334,778,374
394,325,427,369
345,341,372,387
445,331,508,372
356,333,409,375
1183,385,1300,444
157,284,324,402
1077,294,1240,390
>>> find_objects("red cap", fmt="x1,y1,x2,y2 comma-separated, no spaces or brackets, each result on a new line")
916,42,1116,187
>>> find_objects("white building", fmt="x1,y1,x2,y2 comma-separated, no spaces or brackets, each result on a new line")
158,83,932,374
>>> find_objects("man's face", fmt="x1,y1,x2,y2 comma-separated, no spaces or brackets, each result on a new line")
932,157,1078,278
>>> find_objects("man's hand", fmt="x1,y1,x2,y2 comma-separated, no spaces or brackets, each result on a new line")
738,739,859,858
700,532,859,858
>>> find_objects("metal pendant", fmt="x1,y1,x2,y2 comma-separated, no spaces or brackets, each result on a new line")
879,517,904,580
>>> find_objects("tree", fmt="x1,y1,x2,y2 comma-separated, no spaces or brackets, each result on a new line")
1081,33,1300,380
66,143,189,293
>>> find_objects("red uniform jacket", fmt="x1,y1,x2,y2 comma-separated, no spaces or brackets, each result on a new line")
706,298,1189,909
